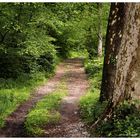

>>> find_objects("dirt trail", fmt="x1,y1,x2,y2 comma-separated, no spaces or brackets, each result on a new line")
0,63,66,137
44,58,90,137
0,58,90,137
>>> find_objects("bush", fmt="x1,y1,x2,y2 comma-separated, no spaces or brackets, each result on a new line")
85,58,103,78
0,53,23,78
38,51,57,73
96,100,140,137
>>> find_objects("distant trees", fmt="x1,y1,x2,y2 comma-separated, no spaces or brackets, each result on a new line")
81,3,110,59
0,3,110,79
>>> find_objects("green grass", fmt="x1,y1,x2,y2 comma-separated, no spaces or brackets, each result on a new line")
25,80,67,136
0,72,50,128
69,49,88,59
80,89,107,124
80,57,107,124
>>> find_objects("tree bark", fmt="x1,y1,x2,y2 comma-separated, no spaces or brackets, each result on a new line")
111,3,140,103
92,3,140,129
100,3,140,102
100,3,126,101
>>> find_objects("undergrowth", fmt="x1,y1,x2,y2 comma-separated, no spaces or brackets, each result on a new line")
25,80,67,136
80,57,140,137
0,72,52,128
80,57,107,124
96,100,140,137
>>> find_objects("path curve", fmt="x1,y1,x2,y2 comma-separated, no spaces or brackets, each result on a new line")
0,58,90,137
0,63,66,137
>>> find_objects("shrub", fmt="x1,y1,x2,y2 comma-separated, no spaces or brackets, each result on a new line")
96,100,140,137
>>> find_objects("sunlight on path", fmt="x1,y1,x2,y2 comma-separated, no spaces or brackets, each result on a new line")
44,58,90,137
0,58,90,137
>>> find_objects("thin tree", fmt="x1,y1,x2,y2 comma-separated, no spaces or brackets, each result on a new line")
97,3,103,57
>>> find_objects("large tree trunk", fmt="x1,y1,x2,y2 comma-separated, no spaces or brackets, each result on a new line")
100,3,140,102
100,3,126,101
92,3,140,129
97,3,103,57
111,3,140,103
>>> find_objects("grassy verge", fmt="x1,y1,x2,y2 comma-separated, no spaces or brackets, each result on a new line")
25,80,67,136
80,57,140,137
0,72,52,128
80,57,107,124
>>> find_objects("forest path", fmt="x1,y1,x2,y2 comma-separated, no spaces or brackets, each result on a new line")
0,58,90,137
44,58,90,137
0,62,66,137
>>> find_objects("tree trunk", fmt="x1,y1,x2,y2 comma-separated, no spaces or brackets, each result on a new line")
97,3,103,57
100,3,126,101
100,3,140,102
111,3,140,103
92,3,140,129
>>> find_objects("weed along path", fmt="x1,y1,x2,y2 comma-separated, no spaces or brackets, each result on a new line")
0,63,66,137
0,58,90,137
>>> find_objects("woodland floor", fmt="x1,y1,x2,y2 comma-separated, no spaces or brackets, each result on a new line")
0,58,90,137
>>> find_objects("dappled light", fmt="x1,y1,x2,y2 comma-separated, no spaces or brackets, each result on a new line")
0,2,140,138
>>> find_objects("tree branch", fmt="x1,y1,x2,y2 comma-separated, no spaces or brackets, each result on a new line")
0,30,10,43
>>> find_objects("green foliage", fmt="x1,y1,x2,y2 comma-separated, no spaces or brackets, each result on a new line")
25,81,67,136
80,57,107,123
0,3,110,133
85,57,104,88
96,101,140,137
70,49,88,59
0,3,110,78
0,3,59,78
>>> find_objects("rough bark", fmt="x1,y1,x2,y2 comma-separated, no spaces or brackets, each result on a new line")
100,3,126,101
111,3,140,103
101,3,140,102
97,3,103,57
92,3,140,129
